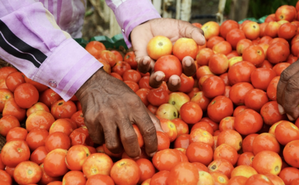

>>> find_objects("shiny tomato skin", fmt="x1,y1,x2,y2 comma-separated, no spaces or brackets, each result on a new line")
154,55,182,81
207,96,234,123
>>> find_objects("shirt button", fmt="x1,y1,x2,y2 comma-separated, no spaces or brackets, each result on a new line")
49,80,57,88
121,29,125,33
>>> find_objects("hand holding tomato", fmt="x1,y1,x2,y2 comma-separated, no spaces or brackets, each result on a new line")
75,68,163,158
130,18,205,91
277,60,299,121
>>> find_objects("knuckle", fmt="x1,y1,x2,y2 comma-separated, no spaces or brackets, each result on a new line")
122,132,137,144
280,69,292,82
286,77,299,91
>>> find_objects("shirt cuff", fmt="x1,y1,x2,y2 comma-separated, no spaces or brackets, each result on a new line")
112,0,161,48
32,38,103,101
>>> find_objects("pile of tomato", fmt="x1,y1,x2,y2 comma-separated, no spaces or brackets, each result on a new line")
1,2,299,185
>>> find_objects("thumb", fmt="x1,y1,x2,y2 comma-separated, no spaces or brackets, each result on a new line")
179,22,206,46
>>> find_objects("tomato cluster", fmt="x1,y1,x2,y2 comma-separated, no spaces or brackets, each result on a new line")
1,3,299,185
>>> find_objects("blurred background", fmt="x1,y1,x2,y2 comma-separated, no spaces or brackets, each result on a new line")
81,0,298,41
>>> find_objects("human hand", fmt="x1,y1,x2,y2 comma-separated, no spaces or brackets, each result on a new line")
277,60,299,121
130,18,206,91
75,68,163,158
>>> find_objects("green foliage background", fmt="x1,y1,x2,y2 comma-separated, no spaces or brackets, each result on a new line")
225,0,298,19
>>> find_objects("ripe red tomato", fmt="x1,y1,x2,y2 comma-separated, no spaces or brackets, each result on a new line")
202,75,225,99
212,41,232,55
217,129,243,151
0,115,20,137
244,89,269,112
208,53,229,75
251,68,277,91
147,88,169,107
242,45,265,67
135,158,155,184
6,127,28,142
43,148,69,177
283,140,299,168
252,133,280,155
156,131,171,151
166,162,199,185
153,55,182,81
112,61,131,76
51,100,77,119
39,88,62,108
178,73,194,93
229,82,254,106
85,41,106,59
5,71,25,92
196,48,214,66
14,82,39,109
207,96,234,123
152,148,181,171
26,128,49,151
226,28,246,49
124,51,137,69
173,38,198,60
62,171,86,185
180,102,203,124
45,132,71,152
234,108,263,136
220,20,239,38
227,61,256,85
30,146,48,165
13,161,42,185
260,101,286,126
110,158,140,185
186,142,213,165
1,140,30,167
267,41,290,64
122,69,142,83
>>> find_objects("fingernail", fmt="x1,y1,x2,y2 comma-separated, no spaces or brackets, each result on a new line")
277,104,285,115
133,148,142,160
185,59,192,67
172,78,180,86
156,74,164,81
143,59,148,65
287,114,295,121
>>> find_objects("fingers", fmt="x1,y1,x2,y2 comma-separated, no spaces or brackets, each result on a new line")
84,118,105,145
277,60,299,106
179,21,206,46
147,109,163,132
100,115,123,154
133,110,159,157
167,75,181,92
280,71,299,121
137,56,154,74
182,56,197,76
117,119,141,158
149,71,165,88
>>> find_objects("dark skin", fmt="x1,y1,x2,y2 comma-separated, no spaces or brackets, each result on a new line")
277,59,299,121
75,18,206,159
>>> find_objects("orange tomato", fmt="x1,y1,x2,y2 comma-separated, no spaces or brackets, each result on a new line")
85,41,106,59
217,129,243,151
85,174,115,185
110,158,140,185
283,140,299,168
50,100,77,119
180,101,203,124
1,140,30,167
173,38,198,60
62,171,86,185
252,150,282,175
166,162,199,185
207,96,234,123
13,161,42,185
186,142,213,165
252,133,280,155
